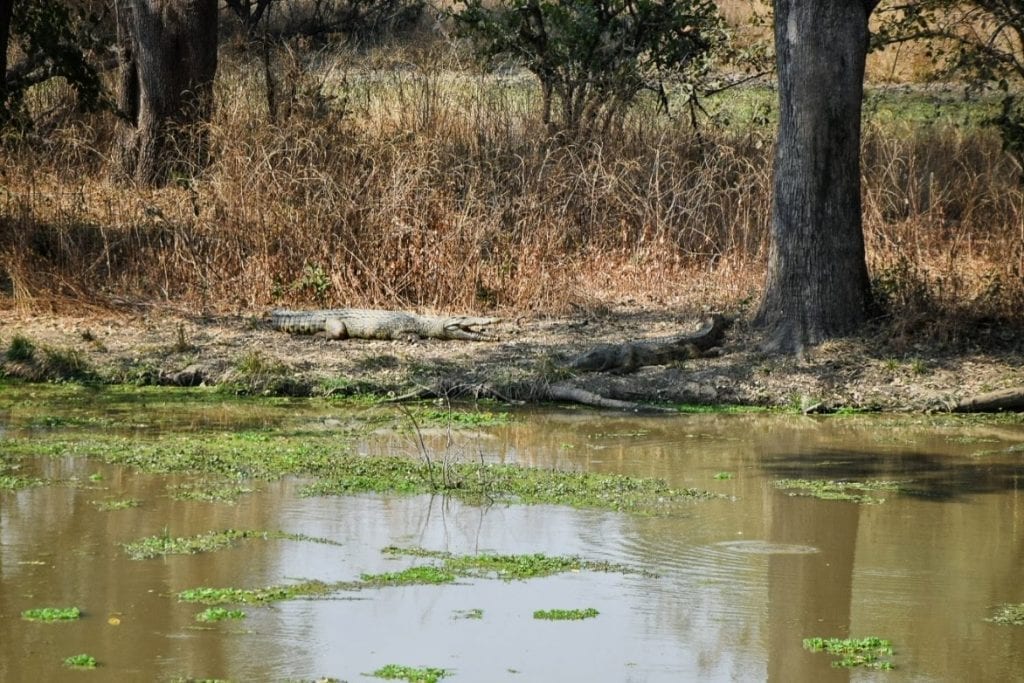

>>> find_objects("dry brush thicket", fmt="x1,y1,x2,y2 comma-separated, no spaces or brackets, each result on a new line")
0,42,1022,344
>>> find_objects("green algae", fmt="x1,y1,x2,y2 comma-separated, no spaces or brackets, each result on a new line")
0,380,508,433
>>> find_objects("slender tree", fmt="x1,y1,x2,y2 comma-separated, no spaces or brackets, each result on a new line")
0,0,11,106
754,1,879,353
114,0,218,186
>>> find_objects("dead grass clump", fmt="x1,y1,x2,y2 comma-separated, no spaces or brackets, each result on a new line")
862,121,1024,346
1,334,97,382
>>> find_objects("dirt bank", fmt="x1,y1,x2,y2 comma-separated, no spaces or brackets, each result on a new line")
2,305,1022,413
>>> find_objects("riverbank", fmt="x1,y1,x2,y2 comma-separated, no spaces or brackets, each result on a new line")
2,304,1022,413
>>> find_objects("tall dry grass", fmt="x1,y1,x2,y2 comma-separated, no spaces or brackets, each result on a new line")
0,43,1021,344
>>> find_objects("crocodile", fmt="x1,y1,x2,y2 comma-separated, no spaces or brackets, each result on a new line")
270,309,500,341
568,314,732,373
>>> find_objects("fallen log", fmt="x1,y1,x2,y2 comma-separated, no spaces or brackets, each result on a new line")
569,314,732,373
379,380,672,413
953,387,1024,413
542,383,675,413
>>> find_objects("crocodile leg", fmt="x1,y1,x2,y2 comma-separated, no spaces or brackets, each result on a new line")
323,317,350,339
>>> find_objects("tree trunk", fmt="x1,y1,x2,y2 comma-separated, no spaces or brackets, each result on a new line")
754,1,878,353
0,0,12,115
114,0,218,186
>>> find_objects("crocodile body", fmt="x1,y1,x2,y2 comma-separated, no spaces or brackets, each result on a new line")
270,309,500,341
569,314,731,373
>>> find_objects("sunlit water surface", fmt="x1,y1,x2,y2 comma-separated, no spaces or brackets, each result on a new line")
2,390,1023,681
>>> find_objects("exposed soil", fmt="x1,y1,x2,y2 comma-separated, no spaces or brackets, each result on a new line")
2,305,1022,413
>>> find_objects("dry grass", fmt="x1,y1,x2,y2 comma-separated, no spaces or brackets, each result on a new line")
0,42,1021,348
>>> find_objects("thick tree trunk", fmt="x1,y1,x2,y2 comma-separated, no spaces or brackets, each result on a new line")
114,0,218,186
754,1,877,353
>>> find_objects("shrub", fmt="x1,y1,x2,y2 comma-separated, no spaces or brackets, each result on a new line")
453,0,726,136
6,335,36,362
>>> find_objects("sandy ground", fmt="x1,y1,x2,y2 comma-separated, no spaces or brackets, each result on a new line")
2,305,1022,412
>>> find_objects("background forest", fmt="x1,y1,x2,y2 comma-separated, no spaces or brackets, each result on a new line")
1,0,1022,349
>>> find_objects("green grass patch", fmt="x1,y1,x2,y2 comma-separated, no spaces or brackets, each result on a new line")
195,607,247,623
218,350,308,396
713,472,734,480
774,479,902,504
987,603,1024,625
123,528,342,560
411,407,510,427
93,498,140,511
533,607,599,620
21,606,81,622
63,653,98,669
370,664,449,682
702,83,1000,131
803,636,894,670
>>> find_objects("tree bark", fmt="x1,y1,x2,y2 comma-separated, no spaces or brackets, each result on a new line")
114,0,218,186
754,1,877,353
0,0,12,114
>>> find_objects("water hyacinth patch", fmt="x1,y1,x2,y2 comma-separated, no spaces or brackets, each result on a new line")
370,664,449,682
22,607,82,622
533,608,599,621
196,607,247,623
803,636,894,670
63,653,98,669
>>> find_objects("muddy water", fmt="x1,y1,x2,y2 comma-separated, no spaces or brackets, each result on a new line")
2,395,1024,681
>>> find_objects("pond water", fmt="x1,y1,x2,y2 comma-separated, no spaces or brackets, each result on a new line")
1,387,1023,681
